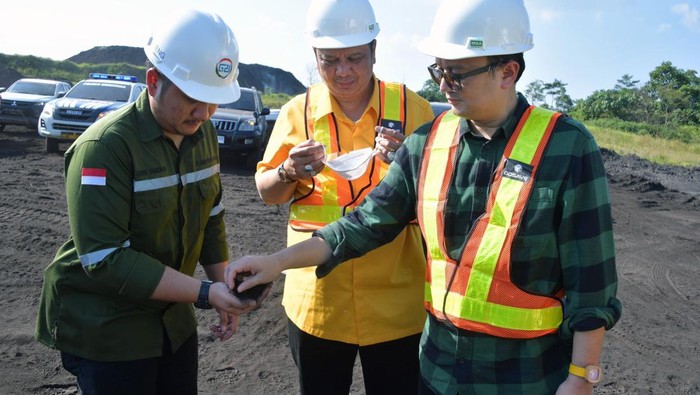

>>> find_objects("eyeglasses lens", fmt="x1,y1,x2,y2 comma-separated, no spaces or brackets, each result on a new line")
428,64,460,91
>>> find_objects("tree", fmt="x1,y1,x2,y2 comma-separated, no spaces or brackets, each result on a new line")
305,61,319,87
575,89,640,121
614,74,640,90
644,62,700,125
524,79,572,112
524,80,545,106
541,79,572,112
416,79,446,102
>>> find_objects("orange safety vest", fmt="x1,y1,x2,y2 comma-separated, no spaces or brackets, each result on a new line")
289,81,406,231
417,107,564,339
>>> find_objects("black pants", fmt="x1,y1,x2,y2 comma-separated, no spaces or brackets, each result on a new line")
288,318,421,395
60,332,198,395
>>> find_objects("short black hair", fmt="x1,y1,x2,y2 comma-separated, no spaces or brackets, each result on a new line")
145,60,173,91
489,53,525,82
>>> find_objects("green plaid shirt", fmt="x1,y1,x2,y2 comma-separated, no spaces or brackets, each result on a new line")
316,94,622,393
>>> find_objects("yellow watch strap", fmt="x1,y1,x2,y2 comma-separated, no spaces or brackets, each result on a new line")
568,363,587,378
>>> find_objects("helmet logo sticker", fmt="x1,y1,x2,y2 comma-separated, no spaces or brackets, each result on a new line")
368,23,377,33
216,58,234,79
152,44,166,63
467,37,484,50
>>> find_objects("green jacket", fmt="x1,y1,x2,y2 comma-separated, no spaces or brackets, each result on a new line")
35,91,229,361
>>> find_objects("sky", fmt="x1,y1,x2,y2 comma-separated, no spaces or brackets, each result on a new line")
2,0,699,101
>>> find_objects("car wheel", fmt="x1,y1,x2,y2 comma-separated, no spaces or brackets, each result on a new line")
45,138,59,154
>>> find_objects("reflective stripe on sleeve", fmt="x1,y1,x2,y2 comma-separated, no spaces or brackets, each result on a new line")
79,240,131,267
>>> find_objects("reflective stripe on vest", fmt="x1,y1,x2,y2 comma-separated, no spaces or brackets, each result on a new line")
418,107,564,339
289,81,406,231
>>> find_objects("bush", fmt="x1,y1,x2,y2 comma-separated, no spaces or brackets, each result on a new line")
261,92,293,109
586,118,700,144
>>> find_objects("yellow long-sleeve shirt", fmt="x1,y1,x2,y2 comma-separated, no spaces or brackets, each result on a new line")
258,78,433,345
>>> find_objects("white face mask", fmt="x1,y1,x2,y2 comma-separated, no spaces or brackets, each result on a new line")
324,147,375,180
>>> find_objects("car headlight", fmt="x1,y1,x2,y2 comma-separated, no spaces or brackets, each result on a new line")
33,101,49,115
97,110,115,120
237,119,257,132
41,102,55,116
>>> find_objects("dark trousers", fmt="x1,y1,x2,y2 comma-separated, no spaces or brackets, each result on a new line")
60,332,198,395
288,318,421,395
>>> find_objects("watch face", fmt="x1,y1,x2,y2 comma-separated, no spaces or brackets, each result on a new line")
586,366,602,384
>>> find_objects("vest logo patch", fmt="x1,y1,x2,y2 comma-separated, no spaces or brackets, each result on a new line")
502,158,532,183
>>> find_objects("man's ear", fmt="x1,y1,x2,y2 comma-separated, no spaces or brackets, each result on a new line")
146,68,159,95
500,60,519,89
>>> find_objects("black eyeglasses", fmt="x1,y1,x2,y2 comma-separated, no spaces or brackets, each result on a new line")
427,61,503,91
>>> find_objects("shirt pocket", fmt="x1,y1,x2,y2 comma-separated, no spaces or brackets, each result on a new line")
134,189,178,213
198,177,219,204
529,187,554,208
133,189,179,232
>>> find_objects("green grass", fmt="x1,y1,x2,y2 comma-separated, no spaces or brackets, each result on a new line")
589,125,700,167
261,92,294,109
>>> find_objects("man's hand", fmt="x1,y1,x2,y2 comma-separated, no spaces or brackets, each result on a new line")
209,310,239,341
286,139,326,179
207,281,259,315
374,126,405,163
225,255,282,304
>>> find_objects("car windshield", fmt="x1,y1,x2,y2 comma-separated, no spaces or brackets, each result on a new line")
10,81,56,96
218,91,256,112
66,81,131,102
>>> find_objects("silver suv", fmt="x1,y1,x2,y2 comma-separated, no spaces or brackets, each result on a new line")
38,73,146,153
211,87,270,168
0,78,71,132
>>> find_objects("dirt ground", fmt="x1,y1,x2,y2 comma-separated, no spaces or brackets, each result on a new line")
0,125,698,395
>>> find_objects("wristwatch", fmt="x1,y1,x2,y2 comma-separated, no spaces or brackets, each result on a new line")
569,363,602,384
194,280,213,309
277,162,297,184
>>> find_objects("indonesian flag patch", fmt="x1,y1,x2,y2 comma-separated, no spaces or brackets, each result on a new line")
81,168,107,186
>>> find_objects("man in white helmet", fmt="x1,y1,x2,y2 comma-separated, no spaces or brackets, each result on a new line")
253,0,433,393
35,8,265,394
228,0,621,393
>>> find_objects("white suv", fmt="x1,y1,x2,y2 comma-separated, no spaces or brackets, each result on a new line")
38,73,146,153
0,78,71,132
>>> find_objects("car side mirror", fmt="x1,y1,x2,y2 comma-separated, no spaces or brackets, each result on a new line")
261,107,270,116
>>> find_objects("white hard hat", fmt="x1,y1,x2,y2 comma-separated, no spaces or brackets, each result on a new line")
418,0,534,60
306,0,380,49
144,8,241,104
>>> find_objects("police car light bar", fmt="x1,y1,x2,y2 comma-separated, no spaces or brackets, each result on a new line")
89,73,138,82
